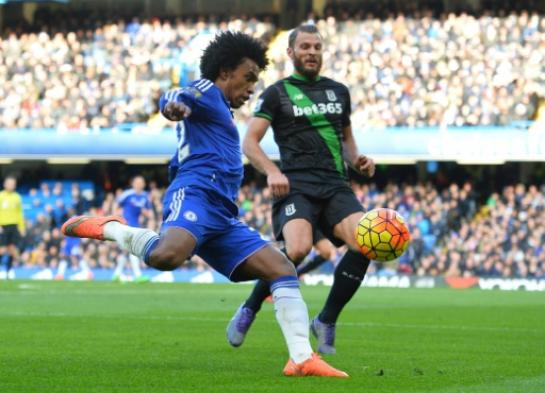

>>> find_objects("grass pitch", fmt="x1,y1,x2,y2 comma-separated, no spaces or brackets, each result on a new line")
0,281,544,392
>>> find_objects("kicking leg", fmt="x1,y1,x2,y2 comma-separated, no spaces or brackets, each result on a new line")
61,215,195,272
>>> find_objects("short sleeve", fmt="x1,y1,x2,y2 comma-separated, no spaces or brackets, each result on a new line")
117,191,130,206
253,85,280,122
159,87,200,113
341,85,351,127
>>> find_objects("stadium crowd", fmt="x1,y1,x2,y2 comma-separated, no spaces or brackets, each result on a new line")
8,179,545,279
0,16,274,130
0,11,544,130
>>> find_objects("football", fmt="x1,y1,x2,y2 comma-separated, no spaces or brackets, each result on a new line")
355,208,411,262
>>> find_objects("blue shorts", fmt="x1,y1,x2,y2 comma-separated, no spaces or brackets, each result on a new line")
161,184,268,280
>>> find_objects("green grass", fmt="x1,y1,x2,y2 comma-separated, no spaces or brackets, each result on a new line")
0,281,544,393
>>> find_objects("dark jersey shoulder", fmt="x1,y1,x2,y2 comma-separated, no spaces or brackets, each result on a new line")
253,75,352,186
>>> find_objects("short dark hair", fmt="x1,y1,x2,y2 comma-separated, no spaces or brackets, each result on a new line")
200,31,268,81
288,24,321,48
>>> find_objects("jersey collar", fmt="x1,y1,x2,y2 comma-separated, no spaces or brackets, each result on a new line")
291,72,321,83
215,86,235,117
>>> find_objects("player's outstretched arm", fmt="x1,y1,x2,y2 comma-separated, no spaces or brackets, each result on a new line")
159,90,192,122
243,116,289,197
342,125,375,177
162,101,191,121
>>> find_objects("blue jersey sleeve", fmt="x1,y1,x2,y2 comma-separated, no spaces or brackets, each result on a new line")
145,193,152,210
159,87,202,114
117,191,130,206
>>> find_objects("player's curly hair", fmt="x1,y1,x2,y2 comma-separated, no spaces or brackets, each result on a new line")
200,31,268,81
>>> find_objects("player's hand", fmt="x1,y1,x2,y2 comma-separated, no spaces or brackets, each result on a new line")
162,102,191,121
353,155,375,177
267,172,290,198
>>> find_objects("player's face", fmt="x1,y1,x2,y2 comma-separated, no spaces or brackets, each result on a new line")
288,32,323,79
132,176,145,192
4,178,16,191
224,58,260,109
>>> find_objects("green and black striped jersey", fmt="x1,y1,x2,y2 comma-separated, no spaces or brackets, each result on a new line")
253,73,351,189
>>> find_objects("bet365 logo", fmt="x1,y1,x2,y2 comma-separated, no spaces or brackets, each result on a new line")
293,102,342,117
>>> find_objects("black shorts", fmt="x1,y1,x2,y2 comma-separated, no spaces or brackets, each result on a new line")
0,224,21,247
272,187,363,247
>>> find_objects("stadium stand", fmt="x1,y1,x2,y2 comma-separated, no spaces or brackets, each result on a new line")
1,7,544,280
0,12,543,130
9,179,545,279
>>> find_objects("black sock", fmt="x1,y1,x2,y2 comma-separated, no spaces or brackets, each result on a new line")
243,247,300,313
318,250,370,324
297,254,327,275
243,279,271,313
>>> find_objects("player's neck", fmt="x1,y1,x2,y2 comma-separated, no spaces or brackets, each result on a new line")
291,72,321,82
214,79,229,100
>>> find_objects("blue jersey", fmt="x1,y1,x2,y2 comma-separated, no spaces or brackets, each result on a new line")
117,189,151,227
159,80,270,280
160,79,243,203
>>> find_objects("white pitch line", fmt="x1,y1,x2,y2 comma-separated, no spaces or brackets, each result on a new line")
0,311,543,335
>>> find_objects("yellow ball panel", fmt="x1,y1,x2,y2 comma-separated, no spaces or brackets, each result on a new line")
360,218,372,230
375,242,391,252
375,249,395,262
366,210,378,220
379,231,392,243
357,234,364,247
370,232,380,247
363,232,371,248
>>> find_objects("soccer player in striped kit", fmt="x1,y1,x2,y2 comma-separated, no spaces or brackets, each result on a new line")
227,24,375,355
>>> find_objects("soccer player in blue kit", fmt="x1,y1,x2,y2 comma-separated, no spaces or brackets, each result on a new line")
112,175,152,282
62,31,347,377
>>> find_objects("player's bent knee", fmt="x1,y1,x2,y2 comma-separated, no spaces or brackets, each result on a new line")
286,244,312,263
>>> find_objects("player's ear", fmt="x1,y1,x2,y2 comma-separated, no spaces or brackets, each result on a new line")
219,68,231,81
287,46,294,59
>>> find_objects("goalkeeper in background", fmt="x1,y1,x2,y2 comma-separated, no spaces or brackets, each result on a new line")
0,176,25,279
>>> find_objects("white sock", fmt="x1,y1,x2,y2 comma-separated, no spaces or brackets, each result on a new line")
79,258,89,272
129,254,142,278
104,222,159,260
57,259,67,277
272,286,313,364
114,254,126,276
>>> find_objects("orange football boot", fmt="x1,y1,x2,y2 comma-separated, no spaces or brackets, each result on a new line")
61,215,127,241
283,353,348,378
